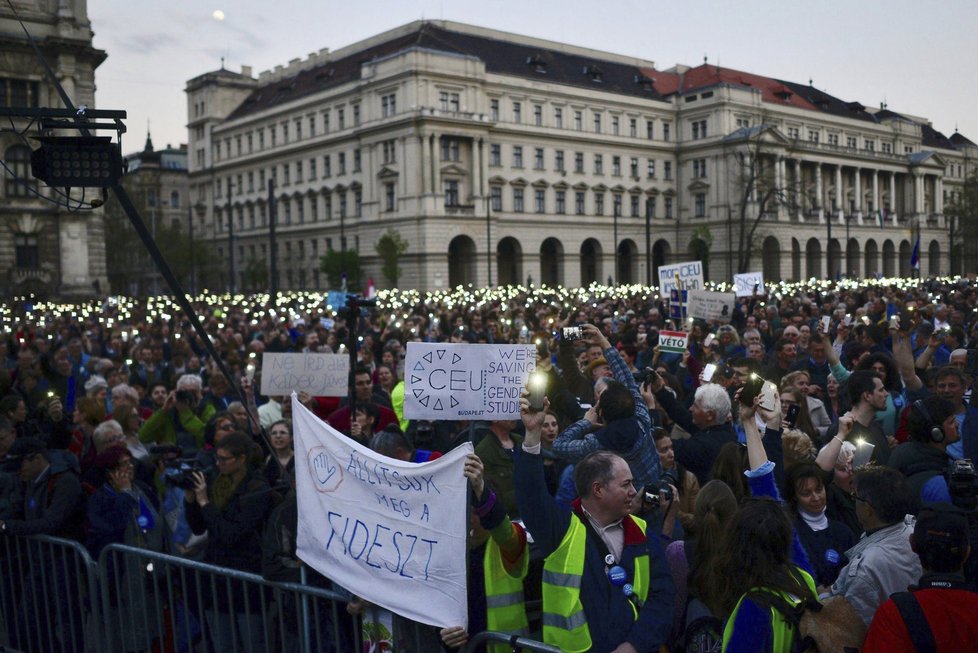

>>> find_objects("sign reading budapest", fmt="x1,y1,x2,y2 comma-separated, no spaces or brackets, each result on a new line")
403,343,536,420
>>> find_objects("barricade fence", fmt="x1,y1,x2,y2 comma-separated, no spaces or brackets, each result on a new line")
0,534,552,653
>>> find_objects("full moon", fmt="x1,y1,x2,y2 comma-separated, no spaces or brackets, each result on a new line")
212,10,225,20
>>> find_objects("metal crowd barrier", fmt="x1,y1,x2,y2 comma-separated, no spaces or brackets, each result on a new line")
463,631,561,653
0,534,101,653
0,534,554,653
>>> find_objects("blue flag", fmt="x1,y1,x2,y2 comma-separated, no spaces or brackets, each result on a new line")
910,235,920,270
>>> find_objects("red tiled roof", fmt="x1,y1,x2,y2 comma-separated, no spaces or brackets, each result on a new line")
637,63,819,111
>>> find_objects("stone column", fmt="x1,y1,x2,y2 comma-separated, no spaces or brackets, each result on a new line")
420,133,430,196
834,165,842,223
471,138,482,201
872,170,879,217
794,159,802,221
889,172,897,223
815,163,824,223
915,173,925,215
853,167,862,219
935,174,944,214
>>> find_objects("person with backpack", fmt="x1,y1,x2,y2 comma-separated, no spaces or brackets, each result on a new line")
863,503,978,652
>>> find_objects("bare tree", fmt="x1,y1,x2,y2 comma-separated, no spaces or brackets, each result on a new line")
722,124,796,274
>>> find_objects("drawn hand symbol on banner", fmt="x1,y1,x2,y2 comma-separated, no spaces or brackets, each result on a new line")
309,447,342,492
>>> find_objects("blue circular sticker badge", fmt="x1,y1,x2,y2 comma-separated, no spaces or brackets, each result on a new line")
825,549,840,565
607,565,628,586
622,583,634,597
136,515,149,529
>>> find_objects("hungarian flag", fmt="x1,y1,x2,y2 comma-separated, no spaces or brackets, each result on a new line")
910,235,920,270
877,207,886,229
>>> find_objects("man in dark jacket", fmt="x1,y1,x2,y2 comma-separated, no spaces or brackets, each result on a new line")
0,437,85,540
887,395,958,507
651,378,738,485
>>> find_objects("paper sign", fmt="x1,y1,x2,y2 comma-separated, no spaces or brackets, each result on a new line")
658,260,704,296
733,272,765,297
658,330,689,353
326,290,350,310
686,290,736,323
293,396,471,629
260,353,349,397
403,343,535,420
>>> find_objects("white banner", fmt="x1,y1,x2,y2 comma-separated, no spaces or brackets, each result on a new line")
260,353,349,397
658,260,704,296
292,396,471,629
403,343,536,420
687,290,736,322
733,271,765,297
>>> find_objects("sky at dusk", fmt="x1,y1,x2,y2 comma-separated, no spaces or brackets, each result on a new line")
85,0,978,155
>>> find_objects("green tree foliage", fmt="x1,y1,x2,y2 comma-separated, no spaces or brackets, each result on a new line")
320,249,364,290
945,170,978,275
374,228,409,287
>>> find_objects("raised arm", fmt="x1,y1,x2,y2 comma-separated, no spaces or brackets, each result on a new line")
815,413,853,472
890,327,923,392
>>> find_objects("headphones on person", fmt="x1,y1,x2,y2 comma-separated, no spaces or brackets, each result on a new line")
912,400,945,443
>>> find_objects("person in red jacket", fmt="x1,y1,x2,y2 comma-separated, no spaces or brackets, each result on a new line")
863,503,978,652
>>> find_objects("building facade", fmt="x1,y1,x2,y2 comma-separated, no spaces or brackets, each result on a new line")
186,21,976,292
0,0,108,299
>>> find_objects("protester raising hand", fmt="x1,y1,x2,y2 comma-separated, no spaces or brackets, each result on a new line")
463,453,485,501
581,323,611,351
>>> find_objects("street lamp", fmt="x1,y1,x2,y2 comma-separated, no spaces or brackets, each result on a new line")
192,201,206,295
226,178,235,293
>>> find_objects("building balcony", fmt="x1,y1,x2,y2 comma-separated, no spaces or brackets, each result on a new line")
444,204,476,216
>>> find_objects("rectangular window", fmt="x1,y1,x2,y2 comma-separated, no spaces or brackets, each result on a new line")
310,158,317,178
612,116,620,136
385,183,396,211
14,234,38,268
441,138,460,162
646,119,654,140
575,111,583,131
270,127,277,147
353,105,360,126
512,145,523,168
555,150,565,172
534,148,544,170
554,107,563,128
695,193,706,217
575,192,586,215
490,186,503,211
282,123,289,143
490,99,499,121
593,112,601,133
323,155,331,178
235,135,242,156
355,190,362,216
534,104,542,126
630,158,639,177
297,198,305,223
259,169,266,187
665,197,673,218
630,195,640,217
310,195,317,221
663,123,671,141
309,116,315,136
535,189,545,213
353,149,361,172
647,159,656,178
693,159,707,178
594,154,603,175
691,119,707,139
847,137,857,149
809,130,820,143
556,190,566,214
882,142,892,154
513,101,521,123
295,161,303,183
381,93,396,117
827,133,839,146
490,144,501,166
382,140,396,164
338,108,345,130
340,194,347,218
864,139,875,151
247,171,254,192
613,194,622,216
612,156,621,176
295,119,302,140
283,164,291,186
630,118,637,138
664,161,672,180
594,192,604,216
513,188,524,212
575,152,584,173
338,152,346,175
259,129,265,149
648,197,656,218
445,180,459,206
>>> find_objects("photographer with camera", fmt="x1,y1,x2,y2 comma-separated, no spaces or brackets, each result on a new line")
138,374,208,455
552,324,662,492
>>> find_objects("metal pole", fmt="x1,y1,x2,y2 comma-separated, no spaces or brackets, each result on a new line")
188,204,196,295
268,179,278,300
227,178,235,293
645,198,652,286
826,209,832,278
151,204,158,296
486,200,492,286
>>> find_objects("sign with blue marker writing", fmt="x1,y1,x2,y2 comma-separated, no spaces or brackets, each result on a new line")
658,260,704,296
292,395,472,629
403,342,536,420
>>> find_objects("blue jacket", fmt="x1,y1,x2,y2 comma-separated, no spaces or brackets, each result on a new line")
515,450,674,653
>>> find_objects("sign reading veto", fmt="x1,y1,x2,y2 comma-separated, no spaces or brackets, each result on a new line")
403,343,536,420
292,396,471,629
260,353,349,397
658,330,689,353
733,271,765,297
658,260,704,296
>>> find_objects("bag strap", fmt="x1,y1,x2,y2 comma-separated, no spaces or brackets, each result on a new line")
744,591,812,653
891,591,937,653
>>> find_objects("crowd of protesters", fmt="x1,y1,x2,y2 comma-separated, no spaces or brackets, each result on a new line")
1,275,978,651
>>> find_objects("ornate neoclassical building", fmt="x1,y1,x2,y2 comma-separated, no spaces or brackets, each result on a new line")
185,20,975,291
0,0,108,298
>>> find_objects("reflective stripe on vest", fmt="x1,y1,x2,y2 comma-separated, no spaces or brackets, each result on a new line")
721,567,818,653
542,513,650,653
483,531,530,651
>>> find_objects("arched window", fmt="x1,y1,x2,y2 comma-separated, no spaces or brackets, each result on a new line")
4,145,33,197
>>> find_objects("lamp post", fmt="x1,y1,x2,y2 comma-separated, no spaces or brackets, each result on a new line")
191,202,205,295
645,198,652,286
613,199,620,285
268,179,278,300
226,178,235,293
826,207,833,279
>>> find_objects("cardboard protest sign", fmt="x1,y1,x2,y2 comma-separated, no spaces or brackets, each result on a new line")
658,330,689,354
403,343,536,420
293,396,471,629
686,290,736,323
658,260,704,296
733,271,765,297
261,353,349,397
